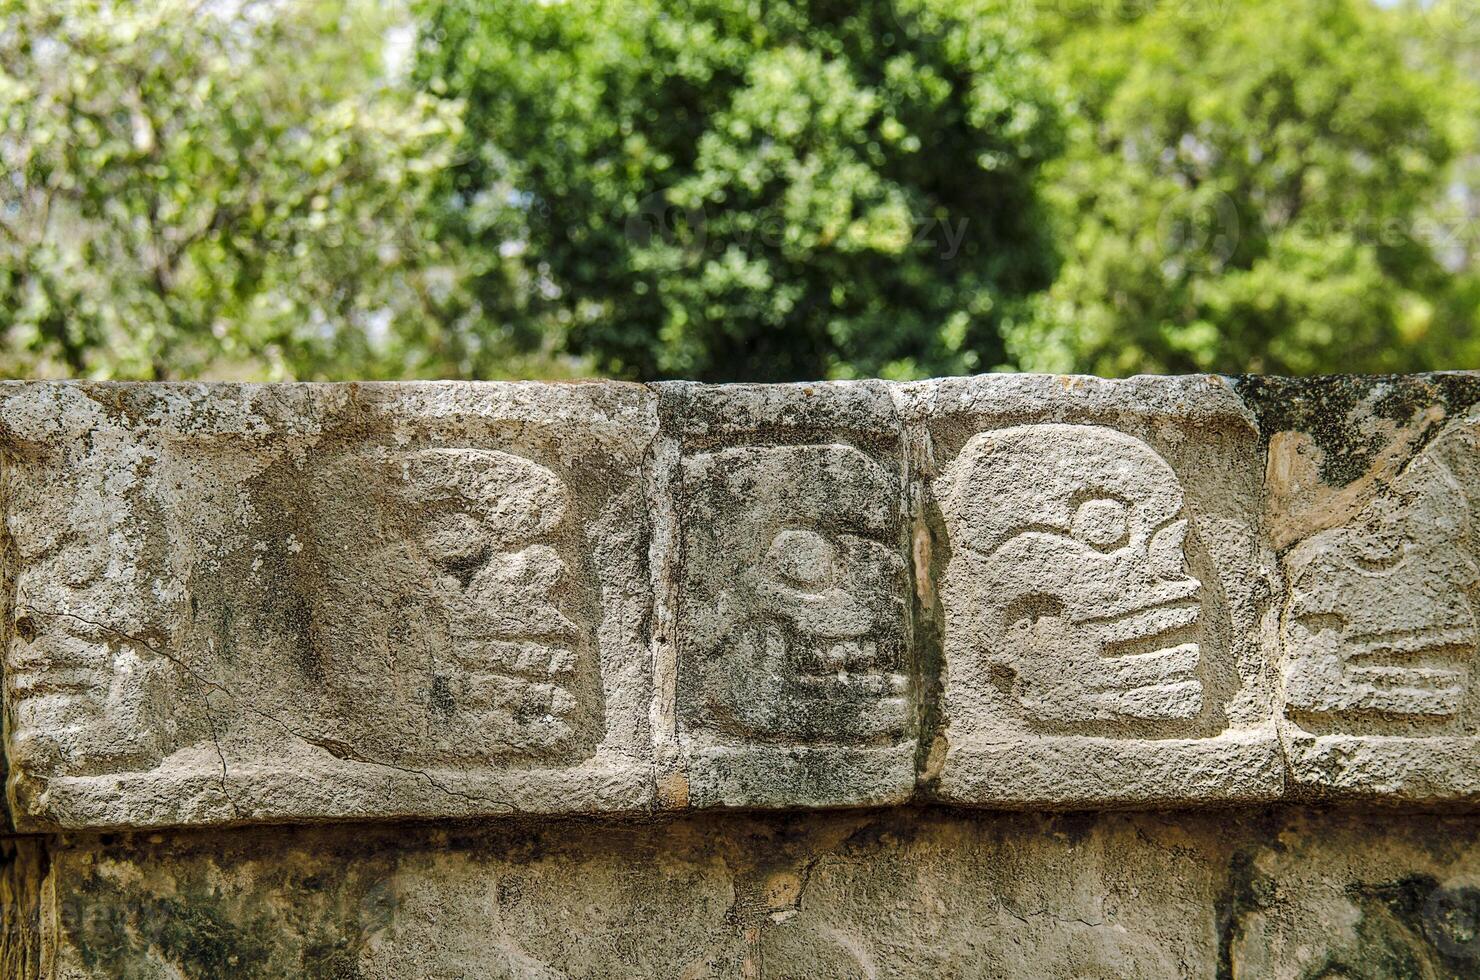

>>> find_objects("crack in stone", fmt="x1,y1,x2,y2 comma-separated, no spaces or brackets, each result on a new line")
195,678,240,820
1004,904,1106,929
793,855,821,911
13,606,517,815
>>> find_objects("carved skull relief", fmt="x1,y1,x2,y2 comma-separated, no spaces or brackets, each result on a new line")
5,468,182,780
1284,453,1479,721
304,447,596,763
5,612,179,779
941,424,1205,726
678,444,910,745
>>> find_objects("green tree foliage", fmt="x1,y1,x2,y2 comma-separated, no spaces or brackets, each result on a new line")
1010,0,1479,376
0,0,530,380
4,0,1478,382
418,0,1064,381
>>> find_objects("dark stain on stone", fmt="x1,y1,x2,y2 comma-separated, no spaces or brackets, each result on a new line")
429,674,455,719
1,836,49,978
1327,874,1480,979
282,594,314,680
911,482,950,797
64,889,272,978
301,941,365,980
1047,810,1101,846
59,852,385,979
1419,881,1480,971
1215,848,1262,980
1234,375,1480,488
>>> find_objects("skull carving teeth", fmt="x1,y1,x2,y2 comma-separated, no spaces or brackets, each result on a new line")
1284,453,1480,721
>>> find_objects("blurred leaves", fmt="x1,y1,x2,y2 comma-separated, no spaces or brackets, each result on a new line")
1010,0,1480,375
1,0,1478,380
418,0,1064,381
0,0,571,380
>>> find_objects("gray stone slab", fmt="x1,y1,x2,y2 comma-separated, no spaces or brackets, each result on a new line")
1251,375,1480,801
8,374,1480,827
9,809,1478,978
659,381,920,808
911,375,1284,806
1,382,658,829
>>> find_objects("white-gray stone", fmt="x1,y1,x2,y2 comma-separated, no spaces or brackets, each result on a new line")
912,375,1283,806
5,374,1480,830
1270,388,1480,801
662,381,917,809
1,382,657,829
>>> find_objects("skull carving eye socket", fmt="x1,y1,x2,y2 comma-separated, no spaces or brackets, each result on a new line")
1347,536,1409,573
417,511,492,586
1070,497,1130,551
1003,594,1066,628
417,511,487,562
765,528,837,591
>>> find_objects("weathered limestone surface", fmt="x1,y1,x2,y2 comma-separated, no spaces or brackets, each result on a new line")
1,383,657,830
3,375,1480,830
663,381,917,809
914,375,1281,806
1253,376,1480,801
3,808,1477,978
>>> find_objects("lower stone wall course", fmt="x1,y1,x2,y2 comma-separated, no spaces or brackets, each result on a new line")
1,807,1475,979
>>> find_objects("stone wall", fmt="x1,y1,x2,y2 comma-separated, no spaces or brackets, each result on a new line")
2,376,1478,977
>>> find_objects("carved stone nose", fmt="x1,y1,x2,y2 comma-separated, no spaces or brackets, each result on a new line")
756,579,877,638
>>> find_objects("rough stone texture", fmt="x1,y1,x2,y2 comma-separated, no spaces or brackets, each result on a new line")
1250,376,1480,802
911,375,1282,807
3,374,1480,829
6,375,1480,979
663,382,917,809
0,383,658,830
2,808,1476,978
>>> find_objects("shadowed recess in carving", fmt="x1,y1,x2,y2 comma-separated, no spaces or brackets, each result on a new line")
1283,449,1480,731
677,443,911,746
940,424,1210,730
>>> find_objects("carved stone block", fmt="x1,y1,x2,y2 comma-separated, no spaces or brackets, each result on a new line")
1,382,657,829
663,382,918,808
914,375,1283,806
9,374,1480,827
1258,377,1480,800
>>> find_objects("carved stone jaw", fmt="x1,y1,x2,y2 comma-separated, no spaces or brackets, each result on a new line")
753,531,907,688
988,579,1205,725
678,442,912,747
304,446,593,761
693,531,910,744
5,621,177,777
